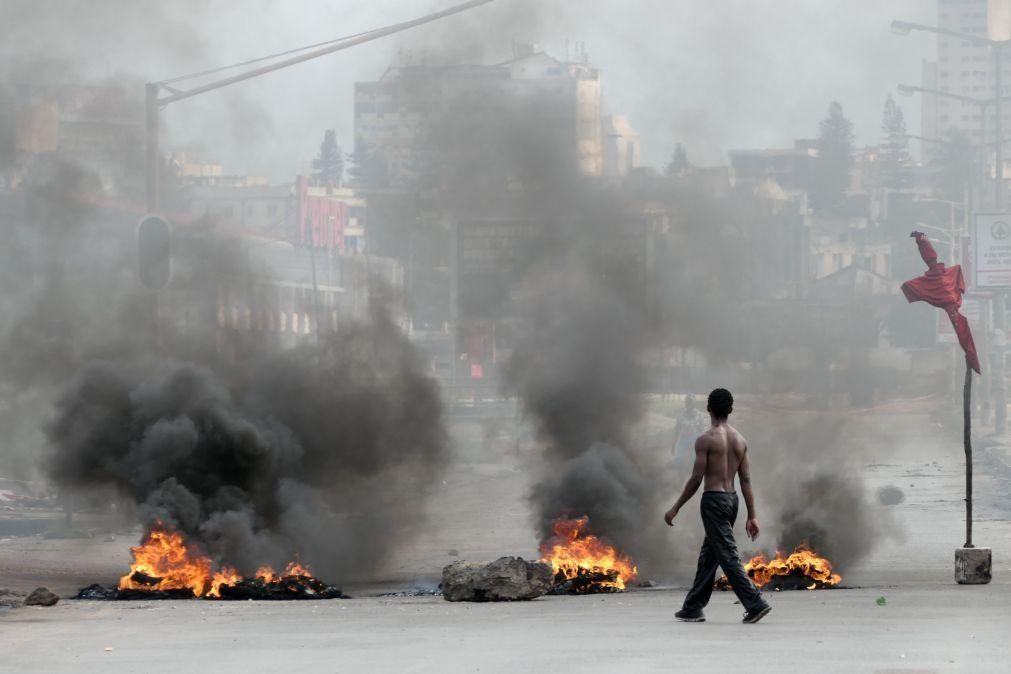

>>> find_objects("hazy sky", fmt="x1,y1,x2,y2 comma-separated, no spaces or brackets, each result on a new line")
7,0,939,179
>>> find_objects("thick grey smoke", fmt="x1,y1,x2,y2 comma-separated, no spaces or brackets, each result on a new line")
401,71,698,573
740,413,899,573
0,2,449,579
500,210,673,572
44,303,447,578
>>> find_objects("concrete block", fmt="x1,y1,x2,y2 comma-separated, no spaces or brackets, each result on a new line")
955,547,992,584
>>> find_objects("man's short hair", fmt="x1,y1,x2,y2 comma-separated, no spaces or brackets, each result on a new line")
707,388,733,418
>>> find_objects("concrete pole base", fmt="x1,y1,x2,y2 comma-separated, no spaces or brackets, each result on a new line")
955,547,992,584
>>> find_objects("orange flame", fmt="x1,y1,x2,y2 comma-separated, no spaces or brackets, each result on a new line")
738,545,841,589
540,517,638,591
118,522,315,598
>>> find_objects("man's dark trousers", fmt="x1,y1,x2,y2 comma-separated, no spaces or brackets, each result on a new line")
682,491,768,613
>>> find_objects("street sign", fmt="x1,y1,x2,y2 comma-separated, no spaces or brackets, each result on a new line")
973,213,1011,288
137,214,172,291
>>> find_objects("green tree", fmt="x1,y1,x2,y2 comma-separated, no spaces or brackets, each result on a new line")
810,101,855,213
312,129,343,186
878,94,912,189
348,142,388,188
665,142,691,176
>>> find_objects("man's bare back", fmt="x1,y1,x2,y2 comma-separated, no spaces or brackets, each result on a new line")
664,391,759,543
665,388,771,623
697,424,747,493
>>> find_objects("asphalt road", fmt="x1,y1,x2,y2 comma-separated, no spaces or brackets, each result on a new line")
0,583,1006,674
2,404,1010,673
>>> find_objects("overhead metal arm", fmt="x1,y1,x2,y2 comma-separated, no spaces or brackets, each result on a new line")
145,0,497,210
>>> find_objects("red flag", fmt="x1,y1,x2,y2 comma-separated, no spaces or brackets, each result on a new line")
901,232,981,374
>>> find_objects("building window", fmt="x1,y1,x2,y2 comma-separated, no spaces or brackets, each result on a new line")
268,205,278,217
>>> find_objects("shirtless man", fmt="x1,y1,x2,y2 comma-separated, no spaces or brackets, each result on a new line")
663,388,771,624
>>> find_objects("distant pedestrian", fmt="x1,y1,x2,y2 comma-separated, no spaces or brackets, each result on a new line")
671,395,706,466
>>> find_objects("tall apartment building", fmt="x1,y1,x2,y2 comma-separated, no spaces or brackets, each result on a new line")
921,1,1011,153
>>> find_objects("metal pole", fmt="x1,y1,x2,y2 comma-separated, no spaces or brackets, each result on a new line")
994,45,1008,435
144,0,494,215
309,240,322,348
145,82,160,212
979,101,989,210
964,362,973,548
158,0,495,106
995,46,1004,210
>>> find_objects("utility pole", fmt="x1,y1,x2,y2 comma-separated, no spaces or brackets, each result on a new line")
893,17,997,582
143,0,495,211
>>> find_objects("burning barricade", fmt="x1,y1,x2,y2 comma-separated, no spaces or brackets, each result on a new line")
76,522,347,600
540,517,638,594
715,544,841,592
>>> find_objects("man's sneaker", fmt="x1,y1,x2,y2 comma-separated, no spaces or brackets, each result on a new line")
742,605,772,624
675,608,705,622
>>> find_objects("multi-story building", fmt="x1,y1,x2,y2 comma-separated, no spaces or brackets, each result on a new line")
10,85,142,190
729,140,818,191
179,175,367,253
921,1,1011,161
602,115,640,177
353,46,604,188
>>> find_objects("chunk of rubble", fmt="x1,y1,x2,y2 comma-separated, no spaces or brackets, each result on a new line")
24,587,59,606
442,556,554,602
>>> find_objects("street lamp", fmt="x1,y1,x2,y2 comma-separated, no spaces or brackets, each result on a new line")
892,21,1010,210
894,18,1011,443
896,83,995,209
894,20,1007,574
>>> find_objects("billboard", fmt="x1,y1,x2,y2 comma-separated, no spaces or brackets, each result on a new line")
974,213,1011,288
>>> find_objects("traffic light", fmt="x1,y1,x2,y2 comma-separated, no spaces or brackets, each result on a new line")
137,214,172,291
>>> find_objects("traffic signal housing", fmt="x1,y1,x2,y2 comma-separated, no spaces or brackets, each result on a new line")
137,214,172,291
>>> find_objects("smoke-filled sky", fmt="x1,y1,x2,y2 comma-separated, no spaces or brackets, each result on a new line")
4,0,935,179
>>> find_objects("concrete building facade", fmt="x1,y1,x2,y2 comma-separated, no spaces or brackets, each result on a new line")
353,48,604,188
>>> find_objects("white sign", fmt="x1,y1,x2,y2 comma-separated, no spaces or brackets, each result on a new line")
974,213,1011,288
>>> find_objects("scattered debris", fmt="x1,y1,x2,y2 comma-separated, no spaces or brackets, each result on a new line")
442,557,553,602
550,568,622,595
0,588,27,609
378,587,443,598
877,485,905,506
75,576,348,601
24,587,59,606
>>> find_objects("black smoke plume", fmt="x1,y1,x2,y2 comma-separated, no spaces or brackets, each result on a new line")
44,301,447,579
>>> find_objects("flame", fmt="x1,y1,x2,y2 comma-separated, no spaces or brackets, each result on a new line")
118,522,315,598
739,545,841,589
540,517,638,591
255,561,311,584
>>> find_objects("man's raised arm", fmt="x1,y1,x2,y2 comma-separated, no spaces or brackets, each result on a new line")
739,448,760,541
664,437,707,526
